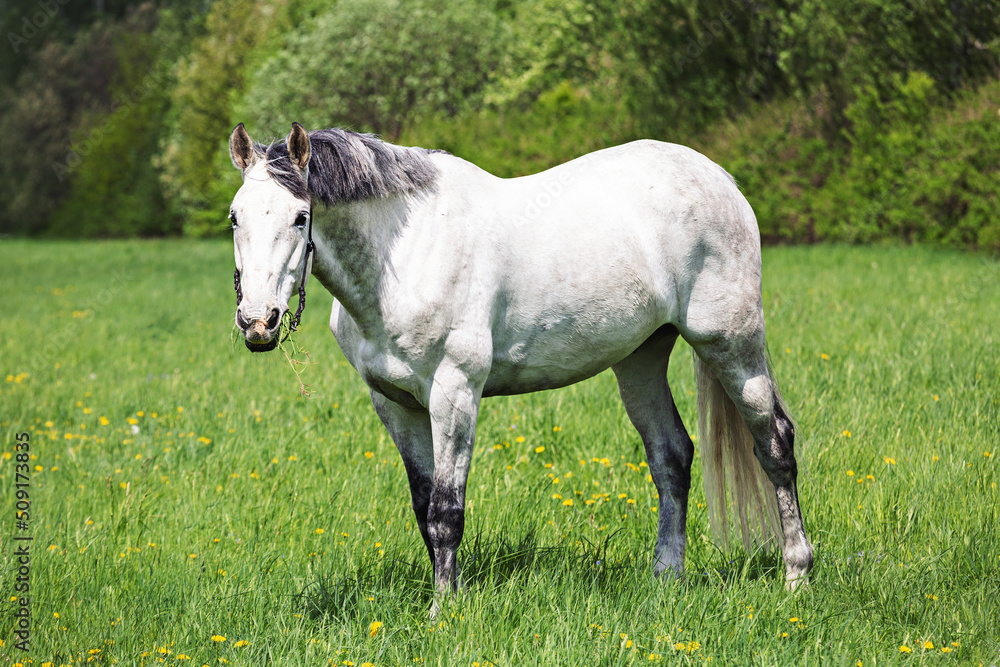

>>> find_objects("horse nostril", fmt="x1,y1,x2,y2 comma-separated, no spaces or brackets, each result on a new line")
266,308,281,330
236,307,250,331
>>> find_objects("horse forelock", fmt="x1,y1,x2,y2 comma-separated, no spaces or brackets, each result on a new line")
252,129,440,206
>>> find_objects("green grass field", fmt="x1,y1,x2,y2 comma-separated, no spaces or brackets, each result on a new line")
1,240,998,666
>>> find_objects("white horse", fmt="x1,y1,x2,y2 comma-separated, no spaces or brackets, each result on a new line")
227,123,813,605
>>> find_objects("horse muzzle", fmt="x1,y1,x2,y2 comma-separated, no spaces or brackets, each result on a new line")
237,306,283,352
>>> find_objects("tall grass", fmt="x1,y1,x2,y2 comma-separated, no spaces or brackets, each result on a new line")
0,240,997,665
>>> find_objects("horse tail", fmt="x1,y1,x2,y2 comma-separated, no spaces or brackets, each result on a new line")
694,354,782,551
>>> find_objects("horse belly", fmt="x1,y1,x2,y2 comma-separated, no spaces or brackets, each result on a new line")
483,307,662,396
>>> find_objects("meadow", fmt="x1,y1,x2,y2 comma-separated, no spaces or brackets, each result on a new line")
0,239,998,666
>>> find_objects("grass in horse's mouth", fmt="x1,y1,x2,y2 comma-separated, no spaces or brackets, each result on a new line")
231,312,314,396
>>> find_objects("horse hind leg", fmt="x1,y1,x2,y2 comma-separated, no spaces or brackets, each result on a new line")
690,336,813,588
612,325,695,579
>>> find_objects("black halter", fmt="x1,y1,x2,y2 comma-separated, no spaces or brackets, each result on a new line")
234,204,315,335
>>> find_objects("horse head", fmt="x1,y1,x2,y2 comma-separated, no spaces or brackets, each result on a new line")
228,122,313,352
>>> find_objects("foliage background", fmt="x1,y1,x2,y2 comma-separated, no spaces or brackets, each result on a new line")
0,0,998,247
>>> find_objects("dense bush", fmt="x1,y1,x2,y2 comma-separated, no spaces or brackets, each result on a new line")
701,76,1000,251
240,0,505,140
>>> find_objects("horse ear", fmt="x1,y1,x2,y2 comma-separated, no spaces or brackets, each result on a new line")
230,123,255,171
287,122,310,172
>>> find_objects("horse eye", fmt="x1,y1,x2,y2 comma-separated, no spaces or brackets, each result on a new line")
293,212,309,228
229,211,238,227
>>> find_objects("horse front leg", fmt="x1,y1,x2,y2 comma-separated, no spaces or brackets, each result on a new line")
426,363,483,611
370,391,435,565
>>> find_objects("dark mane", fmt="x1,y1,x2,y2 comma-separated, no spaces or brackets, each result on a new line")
252,128,441,205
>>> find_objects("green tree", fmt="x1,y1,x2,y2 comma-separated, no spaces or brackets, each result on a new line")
160,0,289,237
0,4,164,235
46,12,181,237
241,0,505,140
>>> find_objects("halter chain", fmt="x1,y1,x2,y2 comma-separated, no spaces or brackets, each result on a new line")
234,203,314,337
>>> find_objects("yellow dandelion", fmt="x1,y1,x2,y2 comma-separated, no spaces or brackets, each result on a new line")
211,635,226,643
315,528,325,535
198,437,212,444
516,436,525,443
177,655,190,660
288,455,298,461
846,470,855,476
563,499,574,506
899,645,911,653
364,451,374,459
941,647,951,653
842,430,851,437
369,621,383,637
884,456,896,465
821,353,830,360
553,426,561,432
534,445,544,453
788,617,799,623
923,641,933,650
234,640,248,647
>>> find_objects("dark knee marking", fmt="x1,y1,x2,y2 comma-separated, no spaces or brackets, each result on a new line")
755,393,799,485
427,486,466,551
773,400,795,450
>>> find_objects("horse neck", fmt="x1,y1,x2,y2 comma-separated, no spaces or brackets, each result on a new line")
309,193,417,333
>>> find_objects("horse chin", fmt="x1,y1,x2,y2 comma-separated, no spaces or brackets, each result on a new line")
244,338,278,353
